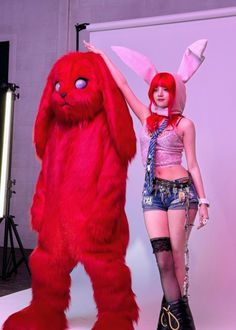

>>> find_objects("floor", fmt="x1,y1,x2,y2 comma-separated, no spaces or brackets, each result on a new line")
0,247,32,297
0,247,235,329
0,279,234,330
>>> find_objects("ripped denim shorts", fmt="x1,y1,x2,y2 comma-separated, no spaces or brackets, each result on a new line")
142,175,198,211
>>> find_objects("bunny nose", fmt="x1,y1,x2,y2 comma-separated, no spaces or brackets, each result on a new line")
60,92,67,98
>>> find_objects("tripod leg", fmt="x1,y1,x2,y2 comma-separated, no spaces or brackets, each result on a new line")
9,216,31,275
1,216,30,279
8,222,18,274
2,217,9,280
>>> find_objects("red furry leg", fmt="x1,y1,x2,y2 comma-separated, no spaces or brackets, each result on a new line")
83,254,139,330
3,247,74,330
3,304,67,330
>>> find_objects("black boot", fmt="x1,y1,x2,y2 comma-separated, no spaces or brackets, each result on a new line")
162,298,195,330
157,296,168,330
182,296,196,330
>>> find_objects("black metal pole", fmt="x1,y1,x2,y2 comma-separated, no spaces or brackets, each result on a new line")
75,22,90,51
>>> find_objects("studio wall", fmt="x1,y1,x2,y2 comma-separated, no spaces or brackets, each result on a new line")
88,8,236,329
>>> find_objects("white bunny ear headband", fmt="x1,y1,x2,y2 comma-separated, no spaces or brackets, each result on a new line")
111,39,208,85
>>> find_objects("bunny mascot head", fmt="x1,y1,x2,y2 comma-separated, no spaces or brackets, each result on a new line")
112,39,207,116
34,51,136,161
3,52,139,330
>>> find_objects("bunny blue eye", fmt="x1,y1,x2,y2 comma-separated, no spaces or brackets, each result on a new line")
75,78,88,89
55,82,60,92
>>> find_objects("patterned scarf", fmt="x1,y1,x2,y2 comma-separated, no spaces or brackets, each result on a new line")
144,119,168,194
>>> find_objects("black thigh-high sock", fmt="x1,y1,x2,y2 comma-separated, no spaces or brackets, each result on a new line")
151,237,181,303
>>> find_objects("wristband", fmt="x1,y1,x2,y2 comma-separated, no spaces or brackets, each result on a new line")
198,198,210,207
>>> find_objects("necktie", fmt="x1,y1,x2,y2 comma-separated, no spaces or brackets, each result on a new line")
144,119,168,194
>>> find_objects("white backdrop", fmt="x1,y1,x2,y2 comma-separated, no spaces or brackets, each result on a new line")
88,7,236,330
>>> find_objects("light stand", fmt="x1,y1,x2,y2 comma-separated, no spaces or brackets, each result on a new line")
75,22,90,51
0,83,30,280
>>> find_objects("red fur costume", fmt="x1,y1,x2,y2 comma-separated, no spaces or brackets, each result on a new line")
3,52,139,330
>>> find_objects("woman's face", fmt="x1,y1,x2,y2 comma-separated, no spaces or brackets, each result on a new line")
153,86,170,108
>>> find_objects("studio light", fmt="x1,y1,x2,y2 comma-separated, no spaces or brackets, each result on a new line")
0,83,30,280
0,89,15,218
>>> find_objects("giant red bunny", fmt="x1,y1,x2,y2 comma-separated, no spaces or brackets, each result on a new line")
3,52,139,330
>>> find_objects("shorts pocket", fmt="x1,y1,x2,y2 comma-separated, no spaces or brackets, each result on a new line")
189,184,198,203
142,195,153,207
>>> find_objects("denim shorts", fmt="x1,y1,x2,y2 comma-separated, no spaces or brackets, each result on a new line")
142,176,198,211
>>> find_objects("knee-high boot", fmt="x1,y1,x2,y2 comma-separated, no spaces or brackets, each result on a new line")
182,296,196,330
157,296,168,330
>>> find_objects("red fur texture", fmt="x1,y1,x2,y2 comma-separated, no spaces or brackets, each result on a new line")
3,52,138,330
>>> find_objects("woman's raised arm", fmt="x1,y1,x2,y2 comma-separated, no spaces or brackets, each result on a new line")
84,41,150,124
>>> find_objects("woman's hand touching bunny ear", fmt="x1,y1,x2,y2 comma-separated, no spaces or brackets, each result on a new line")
83,40,104,55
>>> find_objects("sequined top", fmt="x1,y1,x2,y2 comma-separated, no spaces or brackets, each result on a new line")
140,122,184,168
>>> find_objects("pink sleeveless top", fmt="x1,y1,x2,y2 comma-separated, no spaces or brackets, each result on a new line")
140,121,184,168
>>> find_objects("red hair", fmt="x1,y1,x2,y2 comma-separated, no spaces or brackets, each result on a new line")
147,73,184,132
148,72,176,117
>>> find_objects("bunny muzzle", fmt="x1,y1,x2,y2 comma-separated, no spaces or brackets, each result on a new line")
48,52,104,124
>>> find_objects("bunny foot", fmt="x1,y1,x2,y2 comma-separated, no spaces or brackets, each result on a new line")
3,304,67,330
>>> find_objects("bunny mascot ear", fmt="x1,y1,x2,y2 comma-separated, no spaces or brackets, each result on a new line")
34,71,55,159
93,54,136,162
177,39,208,83
111,46,157,84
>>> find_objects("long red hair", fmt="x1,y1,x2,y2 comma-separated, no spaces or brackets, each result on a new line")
147,72,182,132
148,72,176,116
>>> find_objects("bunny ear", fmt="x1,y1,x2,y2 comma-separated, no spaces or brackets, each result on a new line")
34,72,54,160
177,39,208,83
111,46,157,84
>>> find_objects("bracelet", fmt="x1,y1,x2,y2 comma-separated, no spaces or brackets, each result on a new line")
198,198,210,207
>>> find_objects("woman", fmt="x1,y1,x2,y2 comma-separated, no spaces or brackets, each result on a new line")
84,40,209,330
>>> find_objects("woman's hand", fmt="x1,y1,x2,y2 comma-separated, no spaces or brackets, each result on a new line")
83,40,104,55
197,204,209,229
84,39,149,123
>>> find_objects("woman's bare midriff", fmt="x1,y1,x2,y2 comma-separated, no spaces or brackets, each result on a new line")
155,165,189,180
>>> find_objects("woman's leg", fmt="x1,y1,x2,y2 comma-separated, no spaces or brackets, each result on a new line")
167,208,197,295
144,209,169,238
164,209,197,330
144,210,181,302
